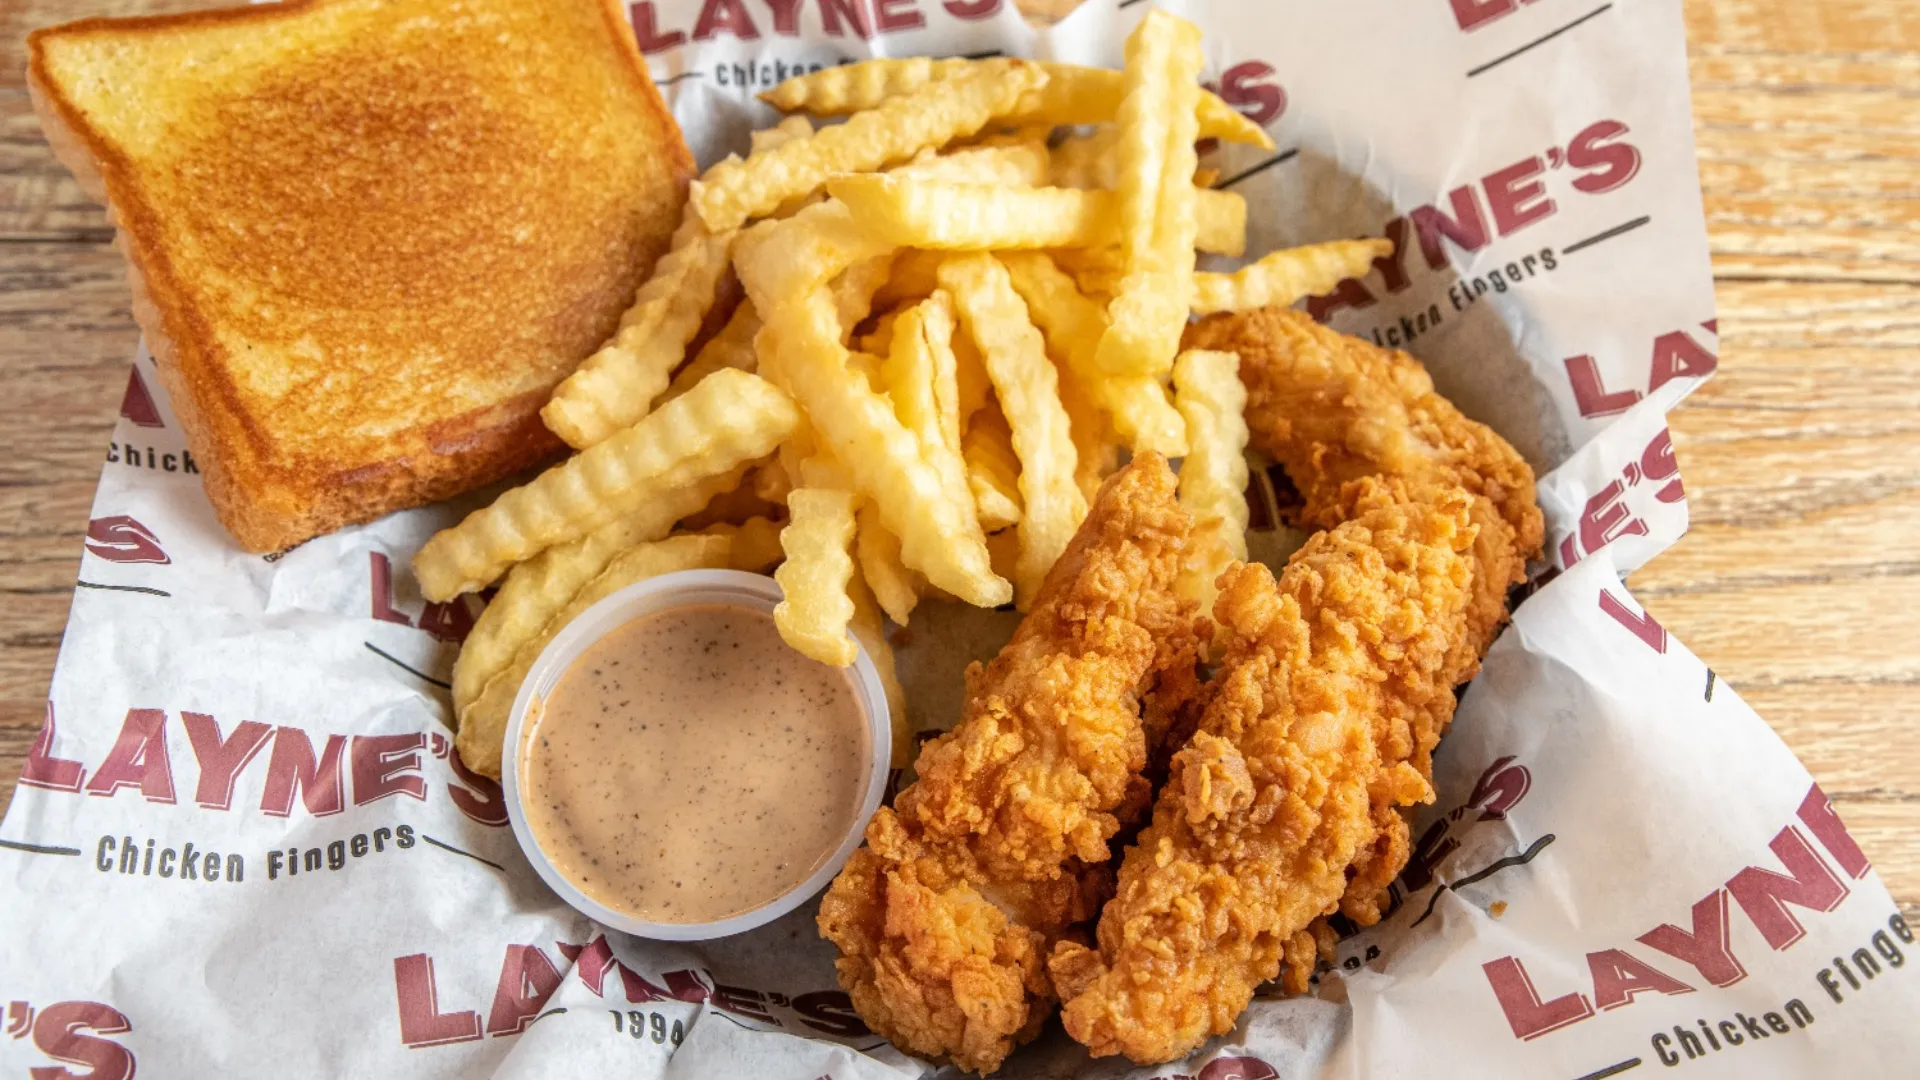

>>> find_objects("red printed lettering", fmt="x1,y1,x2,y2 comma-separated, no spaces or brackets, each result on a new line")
1727,826,1849,950
694,0,761,41
1451,0,1522,31
630,2,686,54
618,965,673,1003
1373,217,1413,293
1797,783,1871,879
351,734,428,806
1305,277,1377,323
571,937,620,996
1598,590,1667,653
181,712,273,811
1647,330,1717,394
448,751,511,827
370,552,411,626
1484,157,1555,236
83,708,176,804
1409,185,1489,270
1218,61,1285,127
764,0,804,33
260,727,347,817
662,970,714,1003
1467,755,1531,821
486,946,565,1036
31,1001,134,1080
941,0,1000,19
792,990,869,1037
713,983,776,1023
1481,956,1595,1040
20,703,86,793
417,598,475,644
874,0,925,32
1564,354,1642,417
821,0,872,38
394,954,483,1048
1579,480,1648,558
1587,949,1694,1010
121,367,163,428
1641,428,1685,504
1567,120,1641,194
1638,890,1748,988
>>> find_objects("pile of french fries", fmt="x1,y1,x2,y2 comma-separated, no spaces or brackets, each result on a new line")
413,11,1390,780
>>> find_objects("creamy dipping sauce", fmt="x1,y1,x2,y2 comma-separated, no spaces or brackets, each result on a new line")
521,604,869,924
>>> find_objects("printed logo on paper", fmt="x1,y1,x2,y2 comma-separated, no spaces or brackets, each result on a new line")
83,516,169,566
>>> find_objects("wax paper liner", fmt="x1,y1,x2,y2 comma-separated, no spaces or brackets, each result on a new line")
3,1,1912,1077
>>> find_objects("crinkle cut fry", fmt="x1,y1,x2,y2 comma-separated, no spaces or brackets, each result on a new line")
817,455,1203,1074
1050,490,1477,1065
1184,304,1546,931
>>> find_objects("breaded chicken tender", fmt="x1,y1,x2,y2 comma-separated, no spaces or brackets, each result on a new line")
818,454,1203,1073
1187,307,1545,926
1050,487,1477,1064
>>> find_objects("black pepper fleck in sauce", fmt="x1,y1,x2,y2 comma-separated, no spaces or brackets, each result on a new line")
522,604,868,924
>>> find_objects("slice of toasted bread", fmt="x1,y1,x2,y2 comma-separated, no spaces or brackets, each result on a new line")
29,0,694,552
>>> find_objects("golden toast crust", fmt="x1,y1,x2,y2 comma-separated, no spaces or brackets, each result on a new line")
29,0,695,551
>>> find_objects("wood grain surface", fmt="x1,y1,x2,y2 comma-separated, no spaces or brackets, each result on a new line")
0,0,1914,920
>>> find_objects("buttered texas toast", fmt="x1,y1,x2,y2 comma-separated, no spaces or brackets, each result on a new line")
28,0,693,551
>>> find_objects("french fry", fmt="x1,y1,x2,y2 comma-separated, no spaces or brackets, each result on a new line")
1191,239,1394,314
677,466,786,530
952,321,993,431
1010,64,1270,149
963,408,1024,533
1049,127,1118,189
1096,10,1204,379
762,58,1274,149
891,141,1051,186
738,272,1009,608
825,176,1243,255
414,369,797,601
1047,245,1126,301
1053,130,1222,192
694,61,1046,231
705,515,787,572
856,503,922,625
761,56,975,113
1000,251,1187,456
884,293,976,533
750,114,814,153
832,254,898,339
829,175,1097,250
542,213,737,449
775,487,860,666
846,569,911,768
1171,349,1251,614
751,458,793,503
872,248,944,312
941,253,1086,607
1057,364,1121,503
735,201,897,310
456,534,733,778
659,301,761,406
1195,190,1247,257
858,309,902,356
845,349,886,388
449,465,748,720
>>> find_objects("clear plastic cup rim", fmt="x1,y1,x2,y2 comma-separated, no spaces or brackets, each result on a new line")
500,569,891,941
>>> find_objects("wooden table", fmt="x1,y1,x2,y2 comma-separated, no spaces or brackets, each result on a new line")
1,0,1914,920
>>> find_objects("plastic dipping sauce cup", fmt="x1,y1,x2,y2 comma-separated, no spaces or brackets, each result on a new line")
502,570,890,940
